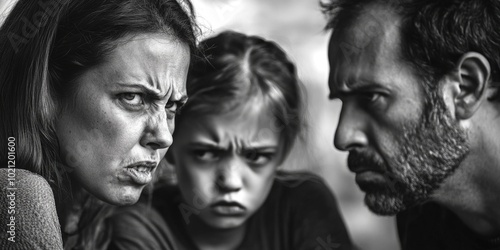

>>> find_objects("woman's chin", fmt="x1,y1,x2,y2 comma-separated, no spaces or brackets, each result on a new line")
101,187,143,206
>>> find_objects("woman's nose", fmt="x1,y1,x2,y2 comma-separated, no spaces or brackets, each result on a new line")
140,111,173,150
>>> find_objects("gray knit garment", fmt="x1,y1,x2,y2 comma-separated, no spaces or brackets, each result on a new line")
0,168,63,249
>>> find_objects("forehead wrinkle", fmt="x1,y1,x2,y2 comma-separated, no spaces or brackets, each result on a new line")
129,35,188,99
207,109,277,151
330,8,403,96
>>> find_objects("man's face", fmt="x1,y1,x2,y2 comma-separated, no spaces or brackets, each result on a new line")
328,7,469,215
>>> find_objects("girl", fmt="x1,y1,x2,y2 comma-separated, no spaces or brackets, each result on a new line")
110,30,353,250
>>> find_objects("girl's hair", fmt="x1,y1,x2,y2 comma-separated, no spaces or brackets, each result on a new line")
178,30,303,158
0,0,198,195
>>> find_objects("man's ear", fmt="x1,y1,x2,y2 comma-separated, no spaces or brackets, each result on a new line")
453,52,491,120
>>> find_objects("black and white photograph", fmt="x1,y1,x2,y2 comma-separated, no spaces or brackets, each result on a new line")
1,0,499,249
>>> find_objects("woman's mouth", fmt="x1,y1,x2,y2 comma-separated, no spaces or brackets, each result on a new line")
121,162,157,185
210,201,246,216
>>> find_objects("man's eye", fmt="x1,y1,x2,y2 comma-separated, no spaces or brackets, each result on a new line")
362,92,381,103
119,93,144,107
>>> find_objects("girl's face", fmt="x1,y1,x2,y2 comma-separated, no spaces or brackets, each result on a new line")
169,102,284,229
55,33,190,205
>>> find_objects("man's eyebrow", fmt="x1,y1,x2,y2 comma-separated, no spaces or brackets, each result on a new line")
328,78,356,100
329,79,386,100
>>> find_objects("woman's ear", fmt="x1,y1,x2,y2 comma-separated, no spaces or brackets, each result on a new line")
453,52,491,120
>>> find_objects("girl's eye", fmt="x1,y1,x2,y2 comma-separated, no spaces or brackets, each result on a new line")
244,151,274,165
120,93,144,107
193,149,219,162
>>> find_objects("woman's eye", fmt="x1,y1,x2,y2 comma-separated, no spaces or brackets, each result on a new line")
165,101,177,111
119,93,144,107
165,101,178,119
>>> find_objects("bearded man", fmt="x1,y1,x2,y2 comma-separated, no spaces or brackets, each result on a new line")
324,0,500,249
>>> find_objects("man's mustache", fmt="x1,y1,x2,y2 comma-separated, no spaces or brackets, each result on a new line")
347,151,386,172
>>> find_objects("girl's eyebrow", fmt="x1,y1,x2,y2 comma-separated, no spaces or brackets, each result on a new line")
242,146,278,152
188,142,226,151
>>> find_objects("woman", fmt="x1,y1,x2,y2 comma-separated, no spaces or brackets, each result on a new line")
0,0,198,249
110,31,353,250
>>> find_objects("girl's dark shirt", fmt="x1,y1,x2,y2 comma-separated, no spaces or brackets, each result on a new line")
108,171,353,250
397,202,500,250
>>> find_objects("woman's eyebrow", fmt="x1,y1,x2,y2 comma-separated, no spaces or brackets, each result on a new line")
176,95,188,105
115,82,165,98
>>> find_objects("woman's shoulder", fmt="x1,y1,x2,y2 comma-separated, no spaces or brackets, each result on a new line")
0,168,55,203
0,168,56,208
0,168,63,249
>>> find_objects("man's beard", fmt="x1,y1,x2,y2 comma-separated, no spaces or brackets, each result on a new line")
348,92,470,215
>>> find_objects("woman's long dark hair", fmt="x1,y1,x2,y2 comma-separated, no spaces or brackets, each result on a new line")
0,0,198,248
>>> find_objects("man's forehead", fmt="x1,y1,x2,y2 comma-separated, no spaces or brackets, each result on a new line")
329,4,402,55
328,5,404,93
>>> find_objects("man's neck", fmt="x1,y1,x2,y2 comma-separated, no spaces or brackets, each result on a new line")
433,154,500,237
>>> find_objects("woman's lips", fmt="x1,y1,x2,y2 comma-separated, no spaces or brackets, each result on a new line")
120,162,157,185
210,201,246,216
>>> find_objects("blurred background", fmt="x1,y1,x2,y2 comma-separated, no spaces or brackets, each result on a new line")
0,0,399,249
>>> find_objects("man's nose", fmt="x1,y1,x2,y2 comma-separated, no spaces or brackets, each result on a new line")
140,111,173,150
334,104,369,151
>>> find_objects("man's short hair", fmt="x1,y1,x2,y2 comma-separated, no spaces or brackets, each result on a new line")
322,0,500,101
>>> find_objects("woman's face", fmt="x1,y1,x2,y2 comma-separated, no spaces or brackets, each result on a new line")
55,33,190,205
169,102,284,229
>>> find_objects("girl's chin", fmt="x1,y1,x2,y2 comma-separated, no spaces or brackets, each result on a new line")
203,216,247,230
